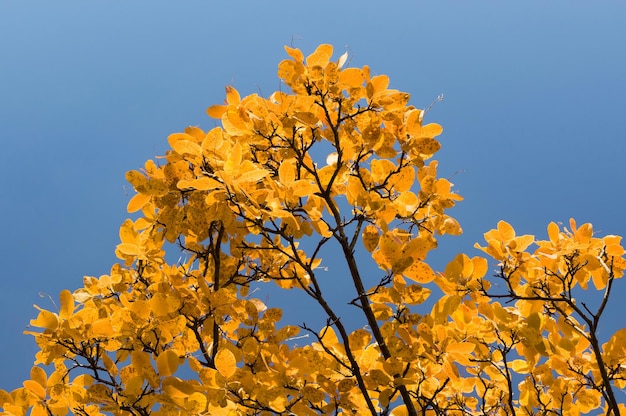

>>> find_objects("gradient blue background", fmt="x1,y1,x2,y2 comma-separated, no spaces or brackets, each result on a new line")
2,1,625,396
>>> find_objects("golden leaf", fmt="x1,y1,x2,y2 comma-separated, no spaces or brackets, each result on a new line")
306,44,333,67
59,289,74,320
214,348,237,378
156,350,180,377
22,380,45,400
403,261,436,283
206,104,227,119
362,225,380,253
127,193,150,213
30,307,58,331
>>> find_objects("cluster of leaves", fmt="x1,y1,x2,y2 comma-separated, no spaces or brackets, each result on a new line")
1,44,625,416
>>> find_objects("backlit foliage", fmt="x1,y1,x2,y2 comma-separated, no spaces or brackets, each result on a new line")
1,44,625,416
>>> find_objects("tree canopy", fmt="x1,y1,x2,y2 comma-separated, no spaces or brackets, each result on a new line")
1,44,625,416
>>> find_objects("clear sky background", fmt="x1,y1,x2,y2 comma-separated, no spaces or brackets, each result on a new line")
1,1,625,394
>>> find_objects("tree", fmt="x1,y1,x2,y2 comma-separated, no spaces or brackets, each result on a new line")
1,44,625,416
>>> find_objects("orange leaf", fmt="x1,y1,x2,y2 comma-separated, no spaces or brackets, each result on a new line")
156,350,180,377
59,290,74,320
215,349,237,378
306,44,333,67
127,193,150,213
206,104,227,119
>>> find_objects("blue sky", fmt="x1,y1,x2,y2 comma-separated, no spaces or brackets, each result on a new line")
1,1,625,393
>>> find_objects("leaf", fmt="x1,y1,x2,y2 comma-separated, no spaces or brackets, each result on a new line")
170,139,202,158
225,85,241,105
237,168,270,184
278,159,296,185
116,243,139,256
497,220,515,242
156,350,180,377
23,380,46,400
417,123,443,138
446,341,475,355
214,348,237,378
224,142,243,174
510,359,530,373
403,261,436,283
339,68,364,88
30,307,58,331
362,225,380,252
206,104,227,119
127,193,150,213
29,366,47,388
284,45,304,62
547,221,560,244
91,318,114,338
177,177,222,191
431,295,461,323
414,137,441,155
59,289,74,320
306,44,333,67
358,344,381,371
187,392,208,413
337,51,348,69
126,170,148,191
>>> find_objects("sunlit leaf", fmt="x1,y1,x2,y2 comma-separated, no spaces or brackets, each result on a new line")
156,350,180,377
215,348,237,378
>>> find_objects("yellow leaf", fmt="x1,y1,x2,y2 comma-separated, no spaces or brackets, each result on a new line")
91,318,114,338
143,179,169,197
390,404,408,416
547,221,560,244
170,139,202,158
446,341,475,355
417,123,443,138
29,366,47,388
403,261,436,283
284,45,304,62
320,326,339,348
224,142,242,174
278,159,296,185
339,68,364,88
497,220,515,241
225,85,240,105
441,217,463,235
358,343,381,371
237,168,270,184
198,367,221,388
206,104,227,119
392,167,415,193
414,137,441,154
445,253,473,280
214,348,237,378
510,359,530,373
116,243,139,256
306,44,333,67
177,177,222,191
379,233,402,266
187,392,208,413
431,295,461,323
30,307,58,331
391,256,414,274
127,192,150,213
59,289,74,320
156,350,180,377
118,219,138,243
362,225,380,252
125,170,148,191
102,354,118,377
23,379,46,400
